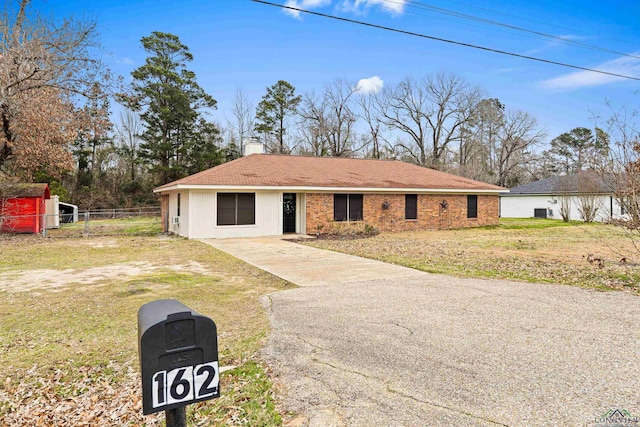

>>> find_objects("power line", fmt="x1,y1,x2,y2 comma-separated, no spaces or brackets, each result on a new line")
388,0,640,61
251,0,640,82
434,0,638,49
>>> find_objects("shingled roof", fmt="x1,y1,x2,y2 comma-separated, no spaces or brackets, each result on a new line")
506,172,613,195
0,183,50,198
155,155,505,193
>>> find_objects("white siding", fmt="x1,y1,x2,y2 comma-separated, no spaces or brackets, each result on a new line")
168,191,189,237
501,194,624,222
188,191,216,237
45,195,60,229
297,193,306,234
187,190,283,238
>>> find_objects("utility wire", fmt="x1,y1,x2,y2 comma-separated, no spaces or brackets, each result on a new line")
251,0,640,82
388,0,640,60
435,0,637,49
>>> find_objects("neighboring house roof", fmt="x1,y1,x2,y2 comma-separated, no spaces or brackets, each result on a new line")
154,155,506,193
505,172,613,196
0,183,50,198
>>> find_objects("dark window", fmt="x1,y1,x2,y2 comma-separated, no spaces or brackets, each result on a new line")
217,193,255,226
534,208,547,218
405,194,418,220
334,194,348,222
467,195,478,219
334,194,364,222
348,194,363,221
177,193,181,217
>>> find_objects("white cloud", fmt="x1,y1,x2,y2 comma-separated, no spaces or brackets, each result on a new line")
492,67,523,74
283,0,406,19
355,76,384,94
283,0,332,19
540,53,640,90
525,34,588,56
340,0,406,15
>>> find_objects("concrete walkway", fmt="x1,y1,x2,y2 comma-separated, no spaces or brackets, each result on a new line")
201,236,640,427
201,236,425,287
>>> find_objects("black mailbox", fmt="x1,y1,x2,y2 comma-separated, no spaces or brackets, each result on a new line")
138,299,219,415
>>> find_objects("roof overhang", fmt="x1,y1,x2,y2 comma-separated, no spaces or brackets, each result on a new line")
154,184,506,194
501,192,611,197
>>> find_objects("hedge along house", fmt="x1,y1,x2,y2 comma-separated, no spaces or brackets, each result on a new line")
154,150,505,239
0,183,50,234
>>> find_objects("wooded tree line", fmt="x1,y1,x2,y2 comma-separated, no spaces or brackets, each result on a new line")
0,1,636,211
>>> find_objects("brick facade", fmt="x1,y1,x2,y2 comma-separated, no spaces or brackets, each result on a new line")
305,193,499,234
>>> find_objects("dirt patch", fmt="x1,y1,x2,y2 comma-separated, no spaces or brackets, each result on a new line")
0,260,210,293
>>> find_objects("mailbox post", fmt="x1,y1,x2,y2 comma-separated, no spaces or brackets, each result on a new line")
138,299,220,426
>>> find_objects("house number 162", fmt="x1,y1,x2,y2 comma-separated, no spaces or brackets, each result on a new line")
152,362,219,409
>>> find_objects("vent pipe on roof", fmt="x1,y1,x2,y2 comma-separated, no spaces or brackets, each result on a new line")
243,137,264,156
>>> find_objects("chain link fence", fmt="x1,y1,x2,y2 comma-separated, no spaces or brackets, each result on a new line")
1,206,162,238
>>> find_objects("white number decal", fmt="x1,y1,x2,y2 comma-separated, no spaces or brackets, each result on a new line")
152,371,166,408
151,362,219,409
167,366,194,405
194,361,219,398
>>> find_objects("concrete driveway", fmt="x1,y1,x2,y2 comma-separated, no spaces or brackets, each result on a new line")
202,237,640,426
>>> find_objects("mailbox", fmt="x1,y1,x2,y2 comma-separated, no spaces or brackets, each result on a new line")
138,299,219,415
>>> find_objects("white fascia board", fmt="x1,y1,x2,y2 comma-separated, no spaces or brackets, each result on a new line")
501,191,611,197
154,184,505,194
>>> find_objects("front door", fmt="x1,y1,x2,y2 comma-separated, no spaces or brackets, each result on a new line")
283,193,296,233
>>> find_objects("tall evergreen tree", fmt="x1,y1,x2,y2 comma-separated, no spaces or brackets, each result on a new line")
546,127,609,175
254,80,301,154
121,31,218,185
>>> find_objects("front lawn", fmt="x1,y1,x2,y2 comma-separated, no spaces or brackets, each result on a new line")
305,218,640,292
0,234,295,426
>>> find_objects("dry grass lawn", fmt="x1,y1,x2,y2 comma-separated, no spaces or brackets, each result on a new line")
306,218,640,292
0,234,295,426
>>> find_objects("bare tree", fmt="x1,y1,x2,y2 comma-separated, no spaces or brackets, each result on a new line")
559,195,572,222
495,110,545,187
298,80,360,157
114,109,143,182
229,88,254,154
357,91,385,159
323,79,359,157
377,73,481,168
557,176,573,222
0,0,107,178
298,91,329,156
575,172,604,222
603,104,640,227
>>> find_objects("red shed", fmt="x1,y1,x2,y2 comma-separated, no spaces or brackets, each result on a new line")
0,183,50,234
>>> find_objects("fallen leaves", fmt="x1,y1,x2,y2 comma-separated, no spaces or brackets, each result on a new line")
0,362,161,427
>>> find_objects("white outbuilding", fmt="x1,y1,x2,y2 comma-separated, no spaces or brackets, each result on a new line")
500,173,624,222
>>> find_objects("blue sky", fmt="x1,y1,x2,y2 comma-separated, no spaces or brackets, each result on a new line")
25,0,640,142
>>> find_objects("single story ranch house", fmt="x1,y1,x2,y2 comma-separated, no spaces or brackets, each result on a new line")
154,148,505,239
